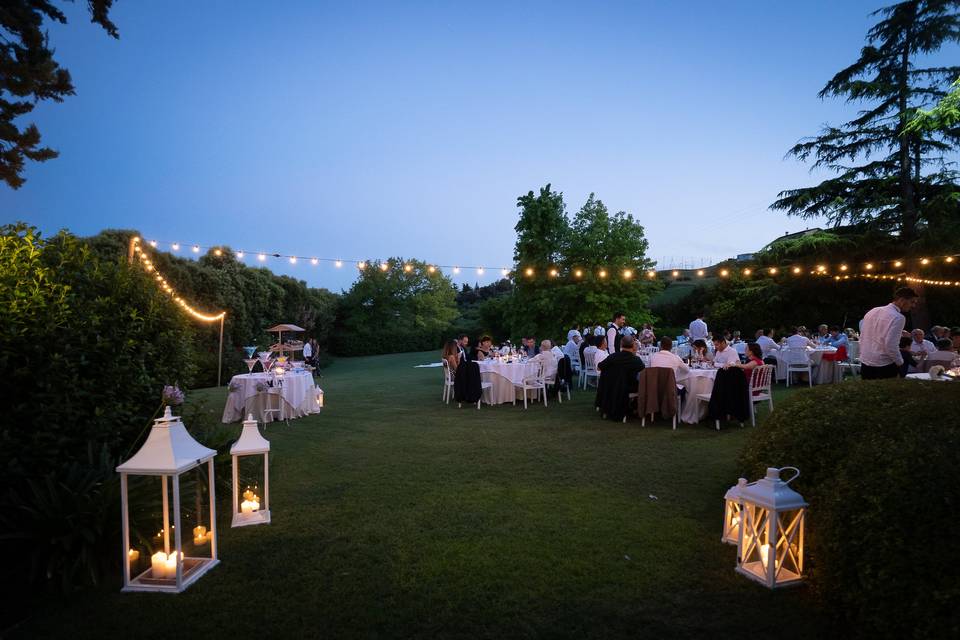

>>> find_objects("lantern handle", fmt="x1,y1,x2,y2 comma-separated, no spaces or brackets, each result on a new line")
779,466,800,484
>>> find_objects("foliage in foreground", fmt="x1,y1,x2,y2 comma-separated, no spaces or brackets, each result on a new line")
738,379,960,640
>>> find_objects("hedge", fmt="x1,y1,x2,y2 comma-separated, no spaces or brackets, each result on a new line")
738,379,960,639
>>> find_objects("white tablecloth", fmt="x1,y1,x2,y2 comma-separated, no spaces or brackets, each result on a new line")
774,348,837,384
222,371,318,423
477,361,539,404
679,368,717,424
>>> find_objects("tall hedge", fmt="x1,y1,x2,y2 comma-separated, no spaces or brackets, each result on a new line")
738,380,960,639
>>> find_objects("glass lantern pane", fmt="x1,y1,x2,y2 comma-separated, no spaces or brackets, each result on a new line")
126,475,177,584
180,466,214,560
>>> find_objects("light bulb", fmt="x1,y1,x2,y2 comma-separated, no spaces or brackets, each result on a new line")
289,257,297,264
335,260,342,267
258,253,266,262
311,258,319,265
192,245,200,253
623,269,633,279
172,243,180,251
236,251,244,259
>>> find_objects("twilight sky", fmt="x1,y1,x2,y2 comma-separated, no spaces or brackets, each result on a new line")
1,1,952,291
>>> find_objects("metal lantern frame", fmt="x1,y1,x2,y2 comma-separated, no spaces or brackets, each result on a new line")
722,478,748,547
736,467,807,589
231,414,271,527
117,407,220,593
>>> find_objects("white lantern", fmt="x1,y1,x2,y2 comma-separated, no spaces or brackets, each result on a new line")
736,467,807,588
117,407,219,593
722,477,748,547
230,413,271,527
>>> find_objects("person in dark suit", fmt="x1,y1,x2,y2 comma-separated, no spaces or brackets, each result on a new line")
595,334,646,421
520,336,539,357
457,334,471,362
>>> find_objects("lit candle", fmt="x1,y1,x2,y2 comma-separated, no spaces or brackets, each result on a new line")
165,553,177,577
241,500,254,514
243,489,255,502
760,543,771,569
193,525,207,545
128,548,140,563
151,551,167,578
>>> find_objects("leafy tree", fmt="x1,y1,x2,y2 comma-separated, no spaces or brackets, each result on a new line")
905,76,960,133
506,189,660,339
333,258,458,355
773,0,960,242
1,1,117,188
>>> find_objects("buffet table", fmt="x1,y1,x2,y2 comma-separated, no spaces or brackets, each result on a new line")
222,370,318,423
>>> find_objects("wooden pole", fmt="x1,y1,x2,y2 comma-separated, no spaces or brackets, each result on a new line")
218,315,225,387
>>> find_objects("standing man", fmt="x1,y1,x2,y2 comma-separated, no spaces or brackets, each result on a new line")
302,337,313,366
859,288,919,379
606,312,626,354
689,313,708,343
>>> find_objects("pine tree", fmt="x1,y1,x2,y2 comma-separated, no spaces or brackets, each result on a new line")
773,0,960,242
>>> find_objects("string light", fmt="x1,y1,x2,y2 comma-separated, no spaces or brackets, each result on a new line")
501,268,509,276
549,268,559,277
213,248,222,257
525,268,534,277
476,267,484,275
648,270,656,278
380,262,389,272
894,260,903,267
598,269,607,278
149,240,158,248
311,258,319,265
289,256,297,264
839,264,847,271
172,243,180,251
130,238,226,323
865,263,873,270
921,258,930,265
404,264,413,272
672,270,679,277
792,266,801,274
696,269,705,276
947,257,955,263
357,261,366,270
452,266,460,274
335,260,343,268
428,265,436,273
236,251,244,259
623,269,633,279
743,268,752,275
720,269,729,277
574,269,582,278
768,267,777,275
258,253,266,262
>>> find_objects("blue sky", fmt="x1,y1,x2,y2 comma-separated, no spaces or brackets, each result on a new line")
2,1,954,291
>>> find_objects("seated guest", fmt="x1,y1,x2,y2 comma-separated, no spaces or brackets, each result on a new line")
909,328,936,356
712,336,741,368
898,336,919,377
457,334,471,362
691,339,711,364
785,327,816,349
442,339,460,373
732,343,765,387
824,325,848,349
845,327,859,341
473,335,494,360
530,340,558,380
579,334,593,369
520,336,539,357
650,336,689,383
595,335,646,421
925,338,958,370
816,324,830,344
640,323,656,346
722,330,733,342
755,328,778,358
594,336,610,367
732,330,742,343
676,328,691,345
563,330,583,370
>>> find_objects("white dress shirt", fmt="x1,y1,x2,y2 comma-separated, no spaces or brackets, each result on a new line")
756,335,778,357
785,334,815,349
689,318,708,341
563,339,581,369
302,342,312,358
530,350,558,381
594,349,609,367
909,339,936,355
713,346,740,367
859,303,906,367
606,325,619,354
650,350,689,383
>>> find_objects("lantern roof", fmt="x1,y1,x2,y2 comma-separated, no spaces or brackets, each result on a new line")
116,407,217,475
230,414,271,455
739,467,807,511
724,478,748,501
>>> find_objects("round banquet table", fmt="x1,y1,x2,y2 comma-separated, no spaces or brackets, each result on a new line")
773,347,837,384
679,368,717,424
222,371,318,423
477,360,540,404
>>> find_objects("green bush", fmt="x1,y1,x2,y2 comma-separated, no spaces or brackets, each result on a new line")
737,380,960,639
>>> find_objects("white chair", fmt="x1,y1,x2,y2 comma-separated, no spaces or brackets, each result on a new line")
247,386,289,427
513,361,547,409
581,351,599,389
544,365,570,403
459,380,493,409
441,360,456,404
847,341,860,362
781,348,812,387
693,390,721,431
747,365,775,426
640,346,659,357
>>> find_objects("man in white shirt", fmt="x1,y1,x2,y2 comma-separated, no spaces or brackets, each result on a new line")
785,328,816,349
909,328,936,356
712,337,741,367
530,340,558,381
755,329,778,358
302,339,313,363
606,312,626,354
689,314,708,342
650,337,689,383
563,330,582,371
859,288,919,379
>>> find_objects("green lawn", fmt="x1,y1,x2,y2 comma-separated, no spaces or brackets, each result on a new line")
16,352,824,639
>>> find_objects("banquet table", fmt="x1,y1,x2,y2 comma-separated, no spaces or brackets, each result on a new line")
679,367,717,424
774,347,837,384
222,370,318,423
477,360,540,404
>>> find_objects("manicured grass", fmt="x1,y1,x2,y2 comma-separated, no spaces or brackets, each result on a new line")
15,352,824,639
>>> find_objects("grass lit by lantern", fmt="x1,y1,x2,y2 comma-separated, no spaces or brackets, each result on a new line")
15,352,822,639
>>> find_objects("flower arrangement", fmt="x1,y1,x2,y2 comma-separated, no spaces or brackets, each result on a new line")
162,384,185,406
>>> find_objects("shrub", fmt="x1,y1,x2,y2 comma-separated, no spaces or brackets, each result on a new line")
737,380,960,639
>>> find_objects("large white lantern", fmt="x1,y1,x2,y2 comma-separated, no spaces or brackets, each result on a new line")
230,413,271,527
722,478,748,547
117,407,219,593
736,467,807,588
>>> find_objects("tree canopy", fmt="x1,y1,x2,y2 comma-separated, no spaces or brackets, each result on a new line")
773,0,960,243
1,0,117,188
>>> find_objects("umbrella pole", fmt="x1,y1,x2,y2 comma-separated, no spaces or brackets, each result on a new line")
217,315,224,387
